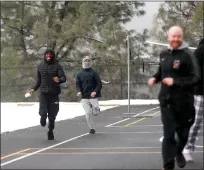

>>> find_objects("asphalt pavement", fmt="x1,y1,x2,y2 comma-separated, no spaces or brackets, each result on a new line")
1,105,203,169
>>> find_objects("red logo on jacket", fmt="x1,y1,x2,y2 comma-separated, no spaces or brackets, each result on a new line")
173,60,180,69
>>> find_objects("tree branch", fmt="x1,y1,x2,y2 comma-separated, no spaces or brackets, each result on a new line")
47,1,57,49
59,1,70,21
24,2,46,9
19,2,28,61
56,38,76,61
0,17,20,22
6,25,21,32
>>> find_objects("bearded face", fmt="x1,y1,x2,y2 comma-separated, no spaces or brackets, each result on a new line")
45,52,53,62
167,28,183,49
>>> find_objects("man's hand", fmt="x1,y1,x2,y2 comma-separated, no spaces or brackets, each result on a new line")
148,77,156,86
53,76,60,83
28,89,34,94
77,92,82,97
91,92,96,98
162,77,174,86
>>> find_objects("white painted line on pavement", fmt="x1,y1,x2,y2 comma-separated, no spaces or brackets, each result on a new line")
97,131,163,134
105,107,159,127
159,137,203,148
1,133,89,167
108,125,163,127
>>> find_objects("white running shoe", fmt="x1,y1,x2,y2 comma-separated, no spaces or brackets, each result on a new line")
159,136,164,142
183,148,194,163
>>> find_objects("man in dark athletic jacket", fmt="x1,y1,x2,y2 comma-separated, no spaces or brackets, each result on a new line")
148,26,200,170
183,38,204,162
28,48,66,140
76,56,102,134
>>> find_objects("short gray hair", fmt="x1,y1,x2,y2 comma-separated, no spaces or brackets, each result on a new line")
167,26,183,37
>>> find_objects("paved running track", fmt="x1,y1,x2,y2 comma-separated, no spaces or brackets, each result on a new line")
1,105,203,169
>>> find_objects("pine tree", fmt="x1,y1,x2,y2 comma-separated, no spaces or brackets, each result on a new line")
1,1,147,101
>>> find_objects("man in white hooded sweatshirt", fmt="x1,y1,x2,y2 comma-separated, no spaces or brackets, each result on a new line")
76,56,102,134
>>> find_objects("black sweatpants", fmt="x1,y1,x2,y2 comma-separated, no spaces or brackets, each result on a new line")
161,104,195,169
39,93,59,131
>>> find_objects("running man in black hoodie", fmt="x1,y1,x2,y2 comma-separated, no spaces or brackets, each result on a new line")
28,48,66,140
148,26,200,170
183,38,204,162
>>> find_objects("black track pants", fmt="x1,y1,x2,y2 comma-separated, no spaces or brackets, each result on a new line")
161,105,194,169
39,93,59,131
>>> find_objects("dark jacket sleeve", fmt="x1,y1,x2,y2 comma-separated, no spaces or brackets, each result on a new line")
32,66,41,91
173,49,200,87
93,71,102,94
152,53,162,83
153,64,161,83
57,64,66,84
194,44,204,78
76,73,82,93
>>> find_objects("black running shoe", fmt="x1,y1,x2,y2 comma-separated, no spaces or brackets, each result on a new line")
176,153,186,168
47,131,54,140
40,117,46,127
89,129,95,134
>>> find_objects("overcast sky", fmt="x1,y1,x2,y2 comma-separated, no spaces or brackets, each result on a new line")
125,2,162,32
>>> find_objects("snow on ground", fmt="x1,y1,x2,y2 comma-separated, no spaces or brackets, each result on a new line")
99,99,159,105
1,99,159,134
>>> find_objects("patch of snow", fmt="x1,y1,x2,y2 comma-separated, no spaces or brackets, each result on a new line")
1,99,159,133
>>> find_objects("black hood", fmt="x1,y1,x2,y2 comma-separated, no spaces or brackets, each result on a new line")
199,38,204,45
44,48,56,64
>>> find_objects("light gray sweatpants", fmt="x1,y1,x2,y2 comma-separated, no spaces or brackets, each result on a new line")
81,98,100,129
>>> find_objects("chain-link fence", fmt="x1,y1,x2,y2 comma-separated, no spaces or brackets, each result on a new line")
1,62,160,102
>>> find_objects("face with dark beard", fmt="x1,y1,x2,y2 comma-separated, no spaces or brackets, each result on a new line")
45,52,53,62
167,26,183,49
